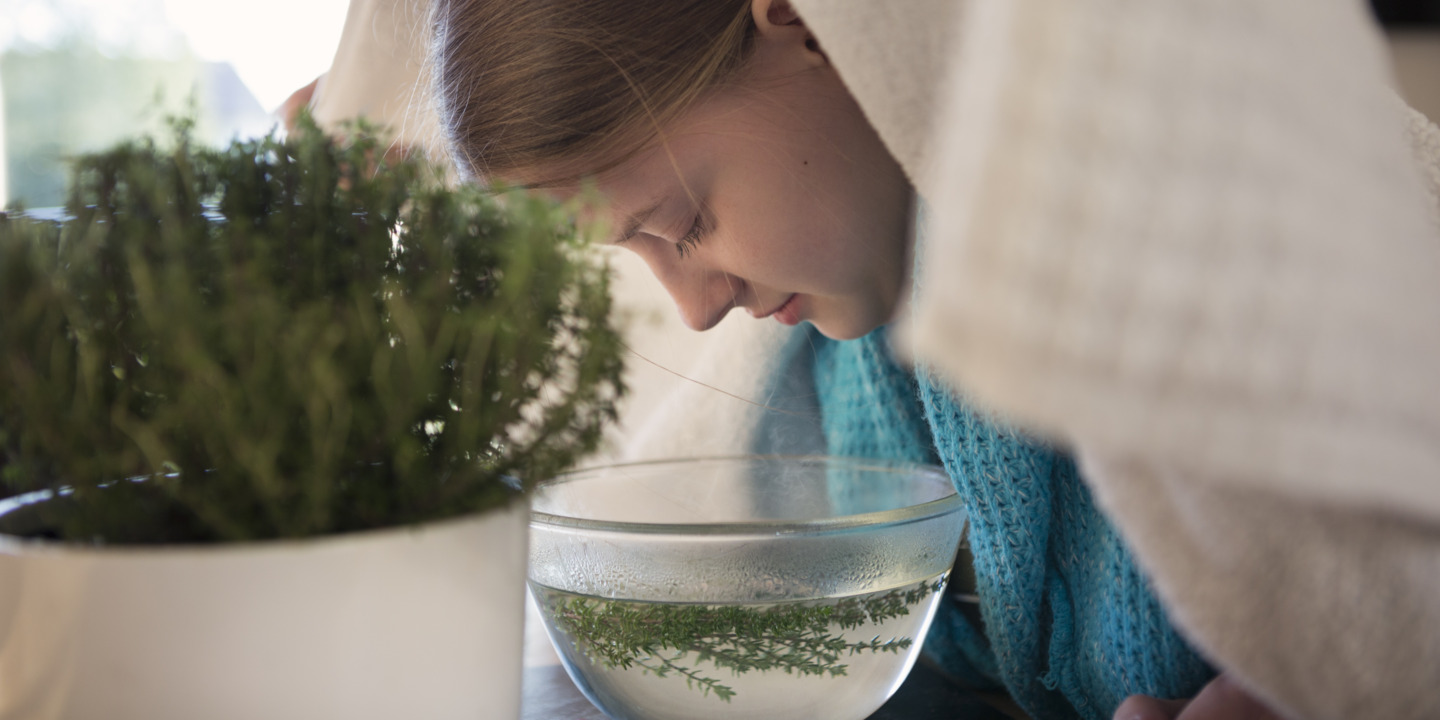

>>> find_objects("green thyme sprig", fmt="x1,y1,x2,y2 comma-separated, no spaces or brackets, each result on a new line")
541,577,943,702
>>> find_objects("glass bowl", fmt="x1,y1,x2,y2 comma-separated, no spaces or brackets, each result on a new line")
528,455,966,720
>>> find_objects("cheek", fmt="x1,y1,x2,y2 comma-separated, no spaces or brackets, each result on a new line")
713,209,817,287
711,169,847,280
725,207,884,303
699,123,907,296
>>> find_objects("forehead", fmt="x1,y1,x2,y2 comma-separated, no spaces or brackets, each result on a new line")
511,150,671,243
517,84,755,193
506,81,783,246
528,136,722,241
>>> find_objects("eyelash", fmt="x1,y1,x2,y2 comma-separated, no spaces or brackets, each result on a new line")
675,213,706,259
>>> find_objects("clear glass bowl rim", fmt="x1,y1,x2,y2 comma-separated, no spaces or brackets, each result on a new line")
529,455,962,537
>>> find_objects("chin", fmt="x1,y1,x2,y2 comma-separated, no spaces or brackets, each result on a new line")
810,318,884,342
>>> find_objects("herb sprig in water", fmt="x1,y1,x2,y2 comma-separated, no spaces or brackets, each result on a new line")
540,577,944,702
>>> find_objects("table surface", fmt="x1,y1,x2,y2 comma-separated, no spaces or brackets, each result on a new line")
519,595,1028,720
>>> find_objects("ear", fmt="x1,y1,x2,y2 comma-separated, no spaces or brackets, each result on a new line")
750,0,827,67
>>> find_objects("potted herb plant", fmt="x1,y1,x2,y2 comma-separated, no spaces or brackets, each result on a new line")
0,118,625,720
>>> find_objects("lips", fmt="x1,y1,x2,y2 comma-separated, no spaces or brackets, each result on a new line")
771,294,801,326
754,293,800,325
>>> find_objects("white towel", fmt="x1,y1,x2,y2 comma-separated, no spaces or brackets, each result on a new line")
886,1,1440,718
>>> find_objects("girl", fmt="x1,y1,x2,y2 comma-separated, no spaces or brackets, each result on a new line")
430,1,1440,719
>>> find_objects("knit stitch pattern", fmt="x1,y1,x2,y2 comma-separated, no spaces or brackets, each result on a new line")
811,327,1213,720
811,326,937,465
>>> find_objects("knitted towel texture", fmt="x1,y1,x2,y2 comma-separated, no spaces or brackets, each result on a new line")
812,328,1213,720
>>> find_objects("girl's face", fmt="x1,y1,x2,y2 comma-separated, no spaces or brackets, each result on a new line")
519,5,912,340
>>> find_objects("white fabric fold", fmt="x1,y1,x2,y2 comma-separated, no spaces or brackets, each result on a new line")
888,1,1440,718
905,0,1440,522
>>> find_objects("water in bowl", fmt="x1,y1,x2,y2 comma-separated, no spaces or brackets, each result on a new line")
533,572,949,720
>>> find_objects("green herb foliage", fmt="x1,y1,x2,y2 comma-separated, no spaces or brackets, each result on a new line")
0,117,625,543
537,577,943,702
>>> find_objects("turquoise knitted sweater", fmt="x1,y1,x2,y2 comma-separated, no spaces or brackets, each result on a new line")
810,327,1214,720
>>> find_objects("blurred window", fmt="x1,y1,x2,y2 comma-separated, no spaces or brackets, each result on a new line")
1,0,350,208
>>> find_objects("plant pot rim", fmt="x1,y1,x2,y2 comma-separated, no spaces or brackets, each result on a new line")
0,486,528,557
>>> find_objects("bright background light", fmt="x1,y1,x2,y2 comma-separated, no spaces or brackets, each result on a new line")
1,0,355,207
0,0,352,112
162,0,352,112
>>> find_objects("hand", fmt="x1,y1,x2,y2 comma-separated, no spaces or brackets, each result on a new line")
278,76,323,134
275,75,421,169
1114,674,1287,720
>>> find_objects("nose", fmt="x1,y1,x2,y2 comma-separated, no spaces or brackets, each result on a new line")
647,256,744,332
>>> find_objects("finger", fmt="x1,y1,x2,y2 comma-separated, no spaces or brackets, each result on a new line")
1114,694,1190,720
1178,675,1286,720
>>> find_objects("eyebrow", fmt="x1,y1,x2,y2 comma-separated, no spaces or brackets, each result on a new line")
607,199,666,246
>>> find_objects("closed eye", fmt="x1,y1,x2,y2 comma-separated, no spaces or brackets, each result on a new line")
675,212,707,259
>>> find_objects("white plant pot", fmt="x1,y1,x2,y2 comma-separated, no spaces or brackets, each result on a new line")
0,499,528,720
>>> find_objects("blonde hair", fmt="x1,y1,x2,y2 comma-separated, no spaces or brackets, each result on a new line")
431,0,757,186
